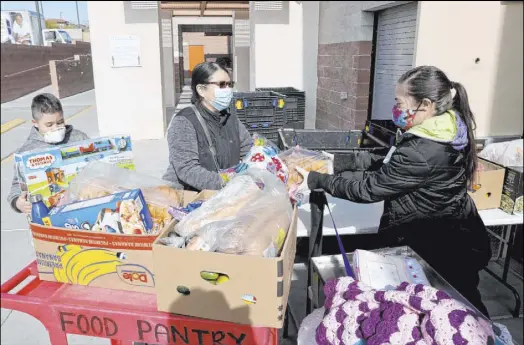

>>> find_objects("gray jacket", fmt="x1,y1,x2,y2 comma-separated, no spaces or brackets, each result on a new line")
163,103,252,191
7,125,89,213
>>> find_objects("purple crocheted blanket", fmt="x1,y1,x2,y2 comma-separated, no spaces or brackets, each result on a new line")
316,277,496,345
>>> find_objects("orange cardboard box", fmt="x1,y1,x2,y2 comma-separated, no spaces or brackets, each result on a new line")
30,190,197,293
153,191,298,328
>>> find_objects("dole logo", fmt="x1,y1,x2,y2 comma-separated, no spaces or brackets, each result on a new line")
27,154,56,170
117,264,154,287
123,271,147,282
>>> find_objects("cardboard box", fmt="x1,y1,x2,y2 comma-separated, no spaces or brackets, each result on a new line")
30,190,197,293
15,135,134,208
500,166,523,215
153,191,298,328
43,189,154,235
468,159,505,210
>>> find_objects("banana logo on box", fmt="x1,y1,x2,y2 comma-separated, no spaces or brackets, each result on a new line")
53,244,127,285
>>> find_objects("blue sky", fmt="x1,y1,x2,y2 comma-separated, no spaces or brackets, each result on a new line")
1,1,89,25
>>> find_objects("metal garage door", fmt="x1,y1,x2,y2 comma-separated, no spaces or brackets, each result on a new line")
371,2,418,120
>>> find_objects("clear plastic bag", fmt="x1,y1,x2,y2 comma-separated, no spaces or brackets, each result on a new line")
478,139,523,167
59,161,184,233
278,147,333,204
175,169,293,257
251,132,280,156
220,133,288,184
278,147,333,188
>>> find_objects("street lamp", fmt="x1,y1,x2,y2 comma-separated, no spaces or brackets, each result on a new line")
34,1,43,45
76,1,80,25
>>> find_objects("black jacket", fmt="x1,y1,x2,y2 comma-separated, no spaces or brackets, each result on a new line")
308,132,492,272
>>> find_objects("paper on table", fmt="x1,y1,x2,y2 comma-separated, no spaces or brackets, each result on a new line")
354,249,430,290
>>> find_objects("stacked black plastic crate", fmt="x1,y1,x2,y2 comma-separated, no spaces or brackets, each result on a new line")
256,87,306,130
230,91,287,143
364,120,398,147
277,128,389,153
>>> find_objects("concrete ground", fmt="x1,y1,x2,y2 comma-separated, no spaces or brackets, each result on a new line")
1,87,522,344
1,87,174,345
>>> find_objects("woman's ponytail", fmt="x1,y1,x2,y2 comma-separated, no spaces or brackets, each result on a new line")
452,81,478,186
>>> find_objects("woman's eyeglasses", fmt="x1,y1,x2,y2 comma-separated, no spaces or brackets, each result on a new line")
207,81,235,89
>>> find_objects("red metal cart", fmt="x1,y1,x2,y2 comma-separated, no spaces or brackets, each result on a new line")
1,261,278,345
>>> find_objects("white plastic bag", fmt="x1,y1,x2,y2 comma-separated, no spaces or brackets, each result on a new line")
297,307,324,345
478,139,523,167
220,133,288,184
175,169,293,257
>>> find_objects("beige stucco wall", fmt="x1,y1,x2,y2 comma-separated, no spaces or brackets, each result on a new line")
88,1,165,140
414,1,523,137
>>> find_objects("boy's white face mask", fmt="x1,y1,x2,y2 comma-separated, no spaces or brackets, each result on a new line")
43,126,66,143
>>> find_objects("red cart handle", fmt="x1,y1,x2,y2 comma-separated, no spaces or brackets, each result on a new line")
1,261,36,294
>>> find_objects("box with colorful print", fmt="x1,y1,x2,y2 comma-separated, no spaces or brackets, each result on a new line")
30,190,199,293
500,166,523,215
43,189,153,235
14,135,134,208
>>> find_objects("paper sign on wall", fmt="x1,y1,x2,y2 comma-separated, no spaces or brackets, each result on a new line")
110,35,141,68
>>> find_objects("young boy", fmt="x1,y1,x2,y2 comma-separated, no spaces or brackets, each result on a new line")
7,93,89,214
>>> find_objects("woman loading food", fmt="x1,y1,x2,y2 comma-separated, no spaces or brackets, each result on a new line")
296,66,492,317
163,62,252,191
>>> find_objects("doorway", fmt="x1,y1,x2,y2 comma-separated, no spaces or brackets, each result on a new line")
188,45,205,76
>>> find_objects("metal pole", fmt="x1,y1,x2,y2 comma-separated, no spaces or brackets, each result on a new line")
75,1,80,25
40,1,45,20
34,1,43,45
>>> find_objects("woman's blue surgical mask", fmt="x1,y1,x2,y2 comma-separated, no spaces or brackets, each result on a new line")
210,87,233,111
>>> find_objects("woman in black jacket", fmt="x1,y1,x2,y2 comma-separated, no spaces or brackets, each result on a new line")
297,66,492,316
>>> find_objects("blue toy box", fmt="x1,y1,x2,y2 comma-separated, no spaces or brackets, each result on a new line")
14,135,134,208
43,189,154,235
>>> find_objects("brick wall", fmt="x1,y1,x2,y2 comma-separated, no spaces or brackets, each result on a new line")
315,1,397,129
49,55,94,99
317,42,372,130
1,42,91,103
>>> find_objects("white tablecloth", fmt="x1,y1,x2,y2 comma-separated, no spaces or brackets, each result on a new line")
296,197,523,238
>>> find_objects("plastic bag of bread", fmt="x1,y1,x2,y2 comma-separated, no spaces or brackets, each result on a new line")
59,161,184,233
278,147,333,188
176,169,293,257
279,147,334,205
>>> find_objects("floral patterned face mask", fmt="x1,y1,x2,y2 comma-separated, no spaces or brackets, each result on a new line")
392,103,421,129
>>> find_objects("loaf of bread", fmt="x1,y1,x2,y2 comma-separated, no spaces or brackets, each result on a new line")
279,148,333,187
76,182,112,200
176,169,293,256
142,185,183,208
